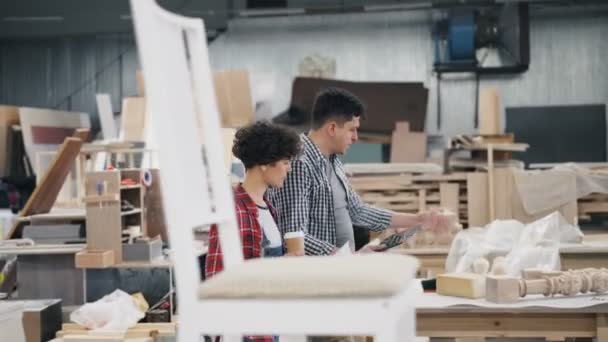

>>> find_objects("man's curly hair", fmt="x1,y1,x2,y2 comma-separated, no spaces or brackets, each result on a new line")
311,87,366,129
232,121,302,170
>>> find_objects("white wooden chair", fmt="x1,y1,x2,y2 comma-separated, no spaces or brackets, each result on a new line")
130,1,420,341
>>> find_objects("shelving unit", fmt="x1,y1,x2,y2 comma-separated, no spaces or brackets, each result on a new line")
77,169,147,268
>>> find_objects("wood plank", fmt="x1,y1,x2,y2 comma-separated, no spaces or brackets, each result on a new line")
440,183,460,215
75,250,115,268
120,97,146,141
579,202,608,214
362,193,466,204
349,175,413,190
86,202,122,263
560,253,608,270
61,323,176,332
467,173,489,228
418,189,426,212
579,193,608,201
0,244,84,255
72,128,90,142
417,313,596,338
493,168,513,220
598,314,608,342
0,106,20,177
390,130,427,163
478,88,501,135
411,173,468,182
361,193,418,203
487,145,495,221
349,175,413,184
352,182,438,191
343,163,442,175
95,94,118,140
461,143,529,152
214,70,254,128
8,137,83,239
374,203,419,211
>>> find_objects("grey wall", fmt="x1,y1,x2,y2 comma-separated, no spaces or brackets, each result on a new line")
0,35,138,134
209,9,608,138
0,9,607,139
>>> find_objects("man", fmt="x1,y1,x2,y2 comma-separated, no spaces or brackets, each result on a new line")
270,87,444,256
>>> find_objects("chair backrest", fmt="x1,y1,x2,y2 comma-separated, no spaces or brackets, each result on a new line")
130,0,244,311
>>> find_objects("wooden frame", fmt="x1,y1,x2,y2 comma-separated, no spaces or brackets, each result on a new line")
8,137,83,239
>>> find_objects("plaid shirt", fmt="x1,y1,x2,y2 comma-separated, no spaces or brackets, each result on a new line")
205,184,279,278
269,134,392,255
205,184,278,342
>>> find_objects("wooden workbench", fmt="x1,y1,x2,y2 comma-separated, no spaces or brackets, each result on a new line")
418,308,607,341
416,289,608,341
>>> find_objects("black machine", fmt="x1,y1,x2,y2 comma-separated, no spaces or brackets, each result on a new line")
432,2,530,74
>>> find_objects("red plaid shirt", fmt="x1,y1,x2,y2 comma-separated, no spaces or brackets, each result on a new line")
204,185,279,342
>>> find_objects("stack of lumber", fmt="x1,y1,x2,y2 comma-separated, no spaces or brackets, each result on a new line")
576,165,608,222
578,193,608,222
51,323,176,342
344,163,469,227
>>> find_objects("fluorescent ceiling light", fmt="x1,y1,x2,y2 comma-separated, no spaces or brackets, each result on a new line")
4,16,64,22
239,8,305,17
364,3,431,12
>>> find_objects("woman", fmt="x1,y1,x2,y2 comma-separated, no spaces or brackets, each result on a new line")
204,121,300,342
205,120,301,278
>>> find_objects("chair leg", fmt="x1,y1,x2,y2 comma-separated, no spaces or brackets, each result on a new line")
224,335,241,342
376,307,416,342
177,327,203,342
397,307,416,342
375,327,398,342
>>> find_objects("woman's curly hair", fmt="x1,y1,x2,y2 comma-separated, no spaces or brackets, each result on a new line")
232,121,302,169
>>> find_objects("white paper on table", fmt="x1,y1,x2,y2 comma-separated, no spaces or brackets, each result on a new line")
415,280,608,310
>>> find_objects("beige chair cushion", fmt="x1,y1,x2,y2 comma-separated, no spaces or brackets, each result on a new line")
199,254,419,299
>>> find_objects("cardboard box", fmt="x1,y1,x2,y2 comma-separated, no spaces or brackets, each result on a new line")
75,250,115,268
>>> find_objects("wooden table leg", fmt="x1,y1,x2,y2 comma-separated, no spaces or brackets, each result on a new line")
487,144,495,222
598,314,608,342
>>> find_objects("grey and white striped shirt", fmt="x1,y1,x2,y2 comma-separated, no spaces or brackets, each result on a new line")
269,134,392,255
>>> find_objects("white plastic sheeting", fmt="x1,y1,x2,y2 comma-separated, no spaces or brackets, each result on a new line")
446,212,583,277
